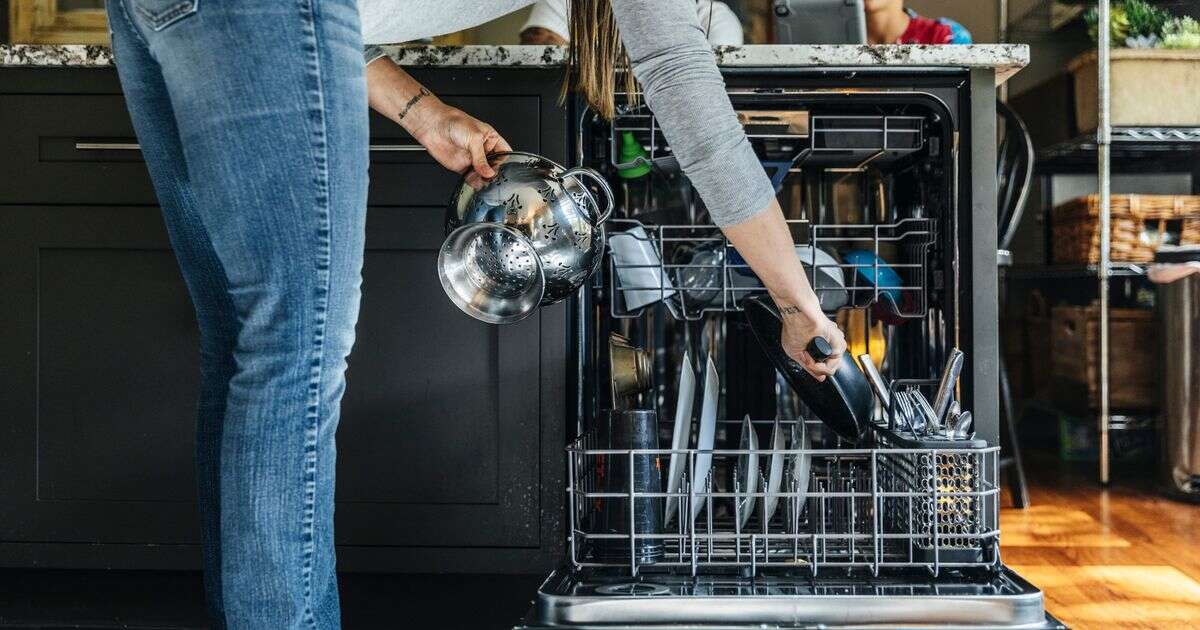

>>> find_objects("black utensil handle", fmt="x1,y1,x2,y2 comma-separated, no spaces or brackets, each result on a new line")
807,336,833,361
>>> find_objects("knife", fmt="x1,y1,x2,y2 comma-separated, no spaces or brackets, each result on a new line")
857,353,891,410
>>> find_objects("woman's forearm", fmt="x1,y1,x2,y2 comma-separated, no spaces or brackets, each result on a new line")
721,198,823,319
366,57,442,136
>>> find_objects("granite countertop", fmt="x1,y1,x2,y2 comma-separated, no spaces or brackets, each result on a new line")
0,43,1028,83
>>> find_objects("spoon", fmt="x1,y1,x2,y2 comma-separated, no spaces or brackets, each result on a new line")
953,411,974,440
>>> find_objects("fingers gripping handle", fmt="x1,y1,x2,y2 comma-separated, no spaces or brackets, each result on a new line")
564,167,614,225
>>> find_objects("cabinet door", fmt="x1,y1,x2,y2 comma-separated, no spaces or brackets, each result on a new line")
336,206,545,548
0,206,201,545
0,205,561,564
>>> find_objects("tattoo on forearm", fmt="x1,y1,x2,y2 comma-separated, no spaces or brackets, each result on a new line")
780,306,802,315
397,87,430,121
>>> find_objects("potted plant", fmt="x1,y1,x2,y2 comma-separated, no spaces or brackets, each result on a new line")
1069,1,1200,133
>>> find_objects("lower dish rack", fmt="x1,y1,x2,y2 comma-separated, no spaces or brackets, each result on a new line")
521,422,1064,629
566,421,1000,578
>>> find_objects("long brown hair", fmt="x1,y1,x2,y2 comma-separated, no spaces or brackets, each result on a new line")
564,0,638,120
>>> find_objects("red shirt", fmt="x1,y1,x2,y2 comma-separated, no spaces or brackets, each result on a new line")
902,14,955,44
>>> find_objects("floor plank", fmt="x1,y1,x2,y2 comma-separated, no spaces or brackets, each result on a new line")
1001,452,1200,628
1009,565,1200,630
1001,506,1130,548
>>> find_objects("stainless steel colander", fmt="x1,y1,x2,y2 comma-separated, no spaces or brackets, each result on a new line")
439,152,613,324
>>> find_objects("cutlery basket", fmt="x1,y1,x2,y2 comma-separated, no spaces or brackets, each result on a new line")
565,419,1000,577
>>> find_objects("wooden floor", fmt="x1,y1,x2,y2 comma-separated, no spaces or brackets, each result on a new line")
1001,452,1200,629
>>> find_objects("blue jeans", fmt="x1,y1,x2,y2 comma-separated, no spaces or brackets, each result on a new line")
106,0,369,627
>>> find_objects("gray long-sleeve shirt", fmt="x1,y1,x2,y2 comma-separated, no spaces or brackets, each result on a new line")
360,0,775,227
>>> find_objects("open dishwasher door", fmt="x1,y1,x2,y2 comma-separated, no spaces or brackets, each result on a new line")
515,424,1064,629
517,566,1062,629
518,70,1057,629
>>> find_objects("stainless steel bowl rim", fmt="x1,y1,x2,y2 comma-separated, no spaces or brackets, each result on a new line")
437,221,547,325
483,151,614,227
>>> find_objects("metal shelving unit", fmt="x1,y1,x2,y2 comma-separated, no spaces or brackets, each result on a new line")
1038,126,1200,173
1018,1,1200,484
1024,126,1196,483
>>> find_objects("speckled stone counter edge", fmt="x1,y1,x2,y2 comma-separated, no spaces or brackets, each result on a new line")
0,43,1028,83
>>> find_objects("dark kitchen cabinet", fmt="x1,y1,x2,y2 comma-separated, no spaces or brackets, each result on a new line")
0,68,570,572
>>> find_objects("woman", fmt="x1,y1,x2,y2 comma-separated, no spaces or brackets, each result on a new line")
106,0,846,627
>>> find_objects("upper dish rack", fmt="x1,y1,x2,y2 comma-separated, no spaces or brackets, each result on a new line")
609,92,927,172
606,217,936,321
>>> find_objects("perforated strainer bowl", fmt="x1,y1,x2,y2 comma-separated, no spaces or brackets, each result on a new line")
440,152,613,324
438,222,546,324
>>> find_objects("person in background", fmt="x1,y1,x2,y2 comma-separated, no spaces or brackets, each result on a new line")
864,0,972,45
520,0,745,46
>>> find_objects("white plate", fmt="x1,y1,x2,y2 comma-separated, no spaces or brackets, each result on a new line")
761,417,787,525
663,352,696,526
784,420,813,533
735,414,760,529
689,354,719,523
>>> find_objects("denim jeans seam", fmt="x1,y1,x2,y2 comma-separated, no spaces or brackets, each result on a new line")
134,0,199,32
297,0,330,626
112,0,150,49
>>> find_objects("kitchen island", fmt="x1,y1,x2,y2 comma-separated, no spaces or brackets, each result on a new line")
0,43,1026,574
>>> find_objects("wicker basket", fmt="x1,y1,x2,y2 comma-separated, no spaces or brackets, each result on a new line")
1052,194,1200,265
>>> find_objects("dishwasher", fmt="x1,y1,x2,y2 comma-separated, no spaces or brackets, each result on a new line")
515,69,1062,629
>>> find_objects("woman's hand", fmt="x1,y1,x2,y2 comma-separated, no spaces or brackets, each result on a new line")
409,103,512,181
366,58,511,182
778,305,847,382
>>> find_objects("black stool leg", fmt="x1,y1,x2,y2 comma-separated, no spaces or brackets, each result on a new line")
999,353,1030,508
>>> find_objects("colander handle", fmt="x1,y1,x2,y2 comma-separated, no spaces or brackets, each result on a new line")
563,167,614,225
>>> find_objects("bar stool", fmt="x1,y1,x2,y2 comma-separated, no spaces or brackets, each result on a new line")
997,100,1033,508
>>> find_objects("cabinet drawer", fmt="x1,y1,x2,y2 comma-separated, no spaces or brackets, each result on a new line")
0,94,543,207
0,95,156,205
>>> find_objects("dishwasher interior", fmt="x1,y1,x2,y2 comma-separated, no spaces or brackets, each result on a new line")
519,87,1059,629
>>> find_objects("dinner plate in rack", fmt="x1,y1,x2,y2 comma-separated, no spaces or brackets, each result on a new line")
689,354,719,523
735,414,759,530
664,352,696,526
784,419,813,533
761,417,787,525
